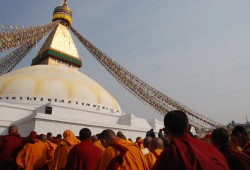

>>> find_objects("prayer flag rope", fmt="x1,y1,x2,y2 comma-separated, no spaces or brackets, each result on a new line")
0,37,42,75
0,22,58,52
70,26,220,129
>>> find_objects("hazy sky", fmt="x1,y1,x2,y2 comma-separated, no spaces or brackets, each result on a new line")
1,0,250,124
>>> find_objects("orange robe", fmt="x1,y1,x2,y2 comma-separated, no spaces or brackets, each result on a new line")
93,140,105,152
50,130,80,170
144,149,163,169
96,138,149,170
16,140,47,170
45,140,57,160
44,140,57,170
135,139,144,149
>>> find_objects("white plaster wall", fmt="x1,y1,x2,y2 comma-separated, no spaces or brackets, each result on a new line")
0,101,163,141
34,119,149,141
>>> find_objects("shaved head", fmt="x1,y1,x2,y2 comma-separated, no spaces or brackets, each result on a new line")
149,137,164,151
99,129,117,148
143,137,152,148
91,135,98,143
8,125,18,134
136,137,142,142
99,129,116,140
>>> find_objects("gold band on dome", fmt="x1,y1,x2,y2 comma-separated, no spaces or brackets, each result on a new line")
52,14,72,25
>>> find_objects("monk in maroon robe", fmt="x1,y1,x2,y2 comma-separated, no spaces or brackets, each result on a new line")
153,110,229,170
211,127,250,170
0,125,23,170
65,128,102,170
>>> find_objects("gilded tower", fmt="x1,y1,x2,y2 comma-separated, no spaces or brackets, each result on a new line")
31,0,82,70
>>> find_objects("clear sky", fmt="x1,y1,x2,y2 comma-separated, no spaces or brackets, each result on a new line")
1,0,250,125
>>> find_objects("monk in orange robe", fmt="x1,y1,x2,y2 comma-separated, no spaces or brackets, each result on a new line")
144,137,163,169
50,130,80,170
91,135,105,152
16,131,47,170
153,110,229,170
96,129,149,170
141,137,152,155
135,137,144,149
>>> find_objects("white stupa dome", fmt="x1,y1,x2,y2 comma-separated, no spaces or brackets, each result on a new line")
0,65,121,111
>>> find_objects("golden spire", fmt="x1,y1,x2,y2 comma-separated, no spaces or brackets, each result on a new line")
52,0,72,26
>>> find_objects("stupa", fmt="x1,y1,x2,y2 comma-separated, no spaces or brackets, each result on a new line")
0,1,163,140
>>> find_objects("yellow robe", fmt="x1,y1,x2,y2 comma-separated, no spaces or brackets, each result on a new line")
16,140,47,170
50,130,80,170
45,140,57,160
44,140,57,169
96,138,149,170
94,140,105,152
135,139,144,149
144,149,163,169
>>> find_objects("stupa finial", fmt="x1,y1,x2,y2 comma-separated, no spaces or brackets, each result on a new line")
53,0,72,26
62,0,68,6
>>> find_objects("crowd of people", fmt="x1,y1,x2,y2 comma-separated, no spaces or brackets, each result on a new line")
0,110,249,170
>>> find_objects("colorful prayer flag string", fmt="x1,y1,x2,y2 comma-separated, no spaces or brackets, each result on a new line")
0,22,58,52
70,26,220,130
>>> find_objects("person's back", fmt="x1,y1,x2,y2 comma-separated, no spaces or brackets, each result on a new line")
144,137,163,169
153,110,229,170
51,130,80,170
211,128,250,170
66,139,102,170
109,138,149,170
0,125,23,169
65,128,102,170
96,129,149,170
219,144,250,170
16,139,47,170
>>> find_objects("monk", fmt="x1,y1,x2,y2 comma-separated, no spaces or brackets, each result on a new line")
231,125,250,156
53,134,62,145
91,135,105,152
50,130,80,170
96,129,149,170
141,137,152,155
65,128,102,170
16,131,47,170
146,129,156,138
211,128,250,170
153,110,229,170
145,137,164,169
0,125,23,170
135,136,144,149
47,132,53,142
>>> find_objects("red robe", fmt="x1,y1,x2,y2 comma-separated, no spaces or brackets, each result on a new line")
153,133,229,170
65,139,102,170
0,132,23,169
243,141,250,157
219,143,250,170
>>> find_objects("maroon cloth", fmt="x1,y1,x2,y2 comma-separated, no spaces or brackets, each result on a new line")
52,137,61,145
153,133,229,170
0,132,23,169
65,139,102,170
21,131,37,146
219,144,250,170
243,142,250,157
